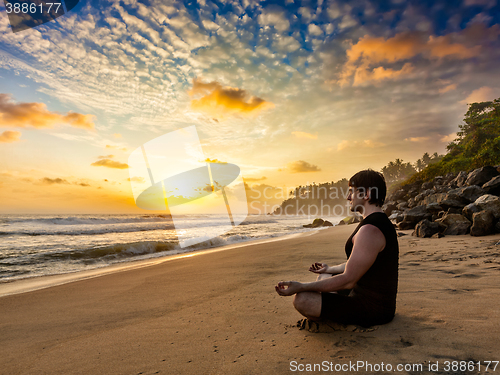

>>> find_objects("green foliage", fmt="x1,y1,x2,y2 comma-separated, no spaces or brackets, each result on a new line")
381,159,416,183
405,98,500,184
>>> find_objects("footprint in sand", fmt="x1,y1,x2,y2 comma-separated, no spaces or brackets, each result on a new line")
295,319,378,333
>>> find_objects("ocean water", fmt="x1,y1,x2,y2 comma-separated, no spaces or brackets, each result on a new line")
0,214,342,283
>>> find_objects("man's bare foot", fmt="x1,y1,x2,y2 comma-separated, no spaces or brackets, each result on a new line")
296,318,378,333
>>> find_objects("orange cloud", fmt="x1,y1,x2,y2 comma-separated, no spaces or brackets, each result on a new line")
0,130,21,143
189,78,274,117
337,139,385,150
338,30,481,87
204,158,227,164
353,63,414,86
439,84,457,94
91,158,129,169
404,137,430,142
244,176,267,182
286,160,321,173
292,131,317,139
0,94,95,130
40,177,70,185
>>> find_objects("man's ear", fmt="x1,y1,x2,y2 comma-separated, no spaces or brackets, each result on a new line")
364,189,370,201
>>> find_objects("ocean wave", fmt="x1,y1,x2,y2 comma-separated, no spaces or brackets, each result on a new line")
39,241,181,262
0,215,174,226
0,223,177,236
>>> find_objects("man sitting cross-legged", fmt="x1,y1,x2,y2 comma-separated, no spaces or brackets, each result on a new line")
275,169,399,328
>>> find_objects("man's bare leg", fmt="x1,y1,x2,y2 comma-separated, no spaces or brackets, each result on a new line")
292,273,333,319
293,292,322,319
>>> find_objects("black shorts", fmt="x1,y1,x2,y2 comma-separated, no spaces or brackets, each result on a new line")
320,291,394,327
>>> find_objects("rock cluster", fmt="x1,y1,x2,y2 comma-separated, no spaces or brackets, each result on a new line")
383,166,500,238
303,218,334,228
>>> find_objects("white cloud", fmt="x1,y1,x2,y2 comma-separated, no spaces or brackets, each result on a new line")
308,24,323,36
258,7,290,32
338,14,357,30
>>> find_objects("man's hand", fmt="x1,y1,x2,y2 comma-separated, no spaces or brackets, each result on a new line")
309,262,328,273
275,281,303,296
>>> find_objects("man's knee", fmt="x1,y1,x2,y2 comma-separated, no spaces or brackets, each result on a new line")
293,292,321,318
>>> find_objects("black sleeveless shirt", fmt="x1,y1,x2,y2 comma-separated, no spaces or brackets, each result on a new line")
345,212,399,312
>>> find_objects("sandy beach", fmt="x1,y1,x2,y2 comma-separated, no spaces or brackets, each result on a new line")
1,225,499,375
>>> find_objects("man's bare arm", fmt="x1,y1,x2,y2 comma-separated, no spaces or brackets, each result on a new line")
309,262,346,275
276,225,386,296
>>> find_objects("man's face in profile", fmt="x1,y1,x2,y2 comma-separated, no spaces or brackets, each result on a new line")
347,186,367,213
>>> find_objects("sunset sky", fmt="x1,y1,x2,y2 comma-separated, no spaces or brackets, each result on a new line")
1,0,500,214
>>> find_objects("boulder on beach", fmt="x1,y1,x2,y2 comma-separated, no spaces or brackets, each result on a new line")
465,166,499,187
337,214,363,226
303,218,334,228
482,175,500,196
435,214,471,235
474,194,500,218
470,210,496,237
412,219,442,238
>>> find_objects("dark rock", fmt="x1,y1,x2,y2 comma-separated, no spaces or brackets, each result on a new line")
462,203,481,221
435,214,471,235
399,206,432,230
465,166,500,187
421,192,441,206
422,181,434,190
482,175,500,196
434,176,444,185
397,232,408,237
470,210,495,236
304,218,334,228
392,189,408,201
495,221,500,233
446,207,463,215
397,202,408,211
426,203,443,213
474,194,500,218
338,214,363,225
438,192,469,210
407,197,417,209
382,202,398,216
389,212,404,223
408,188,419,198
431,232,445,238
455,185,486,203
412,219,441,238
444,173,456,185
449,171,468,187
312,218,324,227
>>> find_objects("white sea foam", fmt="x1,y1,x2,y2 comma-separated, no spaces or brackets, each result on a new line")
0,214,342,282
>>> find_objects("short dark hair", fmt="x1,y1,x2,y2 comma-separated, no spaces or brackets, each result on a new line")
348,169,386,207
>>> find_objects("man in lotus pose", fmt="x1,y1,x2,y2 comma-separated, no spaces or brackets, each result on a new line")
275,169,399,327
